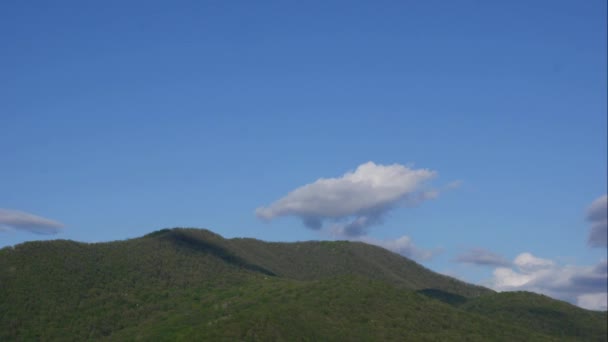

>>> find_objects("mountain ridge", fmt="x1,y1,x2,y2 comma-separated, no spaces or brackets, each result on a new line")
1,227,605,341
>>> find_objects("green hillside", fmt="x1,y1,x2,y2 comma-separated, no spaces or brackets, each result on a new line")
0,228,605,341
461,291,608,341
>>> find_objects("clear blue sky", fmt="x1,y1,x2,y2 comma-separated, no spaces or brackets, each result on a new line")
1,1,606,308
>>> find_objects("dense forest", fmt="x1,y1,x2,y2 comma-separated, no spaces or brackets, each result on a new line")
1,228,606,341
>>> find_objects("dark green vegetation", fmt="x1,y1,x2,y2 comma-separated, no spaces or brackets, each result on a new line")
1,228,606,341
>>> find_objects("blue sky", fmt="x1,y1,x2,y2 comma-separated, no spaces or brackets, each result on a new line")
1,1,606,309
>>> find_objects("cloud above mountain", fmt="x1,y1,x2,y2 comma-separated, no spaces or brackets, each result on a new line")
455,248,511,267
0,209,64,235
255,161,442,261
489,253,607,311
357,235,438,261
458,194,608,310
256,161,437,236
586,194,607,248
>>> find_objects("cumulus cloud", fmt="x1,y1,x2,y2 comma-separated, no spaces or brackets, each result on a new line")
482,195,608,310
256,161,437,236
455,248,511,267
489,253,607,311
586,194,607,248
514,252,555,273
0,208,64,235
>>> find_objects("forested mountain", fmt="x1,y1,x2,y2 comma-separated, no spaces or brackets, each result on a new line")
1,228,605,341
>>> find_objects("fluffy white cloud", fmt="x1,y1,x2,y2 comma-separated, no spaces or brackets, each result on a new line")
455,248,511,267
489,253,607,311
256,161,437,236
514,252,554,273
586,194,607,248
255,161,443,261
0,208,64,235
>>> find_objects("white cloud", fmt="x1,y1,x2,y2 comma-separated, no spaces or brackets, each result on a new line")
255,161,446,261
492,267,536,288
586,194,607,248
455,248,511,267
0,208,64,235
577,293,608,311
347,234,437,261
256,161,437,236
488,253,607,311
513,252,554,273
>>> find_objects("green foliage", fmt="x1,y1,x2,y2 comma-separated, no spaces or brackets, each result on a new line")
461,291,608,341
227,236,490,297
0,228,605,341
417,288,468,306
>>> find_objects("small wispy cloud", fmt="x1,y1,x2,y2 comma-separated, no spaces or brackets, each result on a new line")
455,248,511,267
360,235,438,261
0,208,64,235
445,180,463,190
586,194,607,248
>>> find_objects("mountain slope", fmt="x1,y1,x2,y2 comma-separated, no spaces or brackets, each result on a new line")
0,228,605,341
460,291,608,341
226,237,489,297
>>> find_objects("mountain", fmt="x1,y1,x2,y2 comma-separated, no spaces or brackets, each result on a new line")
1,228,606,341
